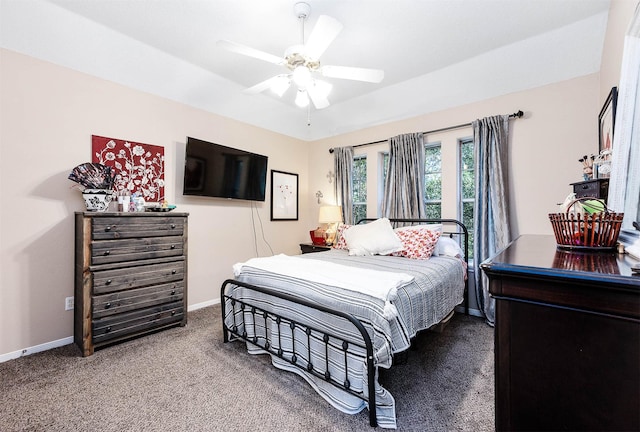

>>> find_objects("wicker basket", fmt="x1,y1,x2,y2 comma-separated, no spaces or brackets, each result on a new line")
548,197,623,250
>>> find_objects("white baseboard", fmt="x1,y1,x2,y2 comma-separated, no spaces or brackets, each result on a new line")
188,298,220,311
1,298,474,364
0,336,74,364
455,305,484,318
0,299,222,364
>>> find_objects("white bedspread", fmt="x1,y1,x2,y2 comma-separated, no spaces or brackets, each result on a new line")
226,249,466,428
234,254,414,318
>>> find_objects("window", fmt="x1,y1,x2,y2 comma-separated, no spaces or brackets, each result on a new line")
378,152,389,217
424,144,442,218
377,140,473,257
352,155,367,224
380,145,442,219
382,152,389,186
459,139,475,259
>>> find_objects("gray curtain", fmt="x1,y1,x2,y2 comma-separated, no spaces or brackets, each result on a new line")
382,133,427,220
608,3,640,230
473,115,511,326
333,146,354,224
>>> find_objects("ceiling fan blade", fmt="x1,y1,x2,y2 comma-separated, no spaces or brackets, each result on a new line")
321,65,384,83
217,40,284,65
307,85,330,110
243,75,289,95
303,15,343,60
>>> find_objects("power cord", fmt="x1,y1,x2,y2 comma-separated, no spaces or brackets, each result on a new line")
251,201,274,257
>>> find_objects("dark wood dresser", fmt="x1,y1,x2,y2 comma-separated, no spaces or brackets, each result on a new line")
74,212,188,356
481,235,639,431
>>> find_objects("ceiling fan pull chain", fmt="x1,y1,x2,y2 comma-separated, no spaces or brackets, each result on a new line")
307,104,312,126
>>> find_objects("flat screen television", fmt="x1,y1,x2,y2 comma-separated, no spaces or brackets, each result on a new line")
183,137,268,201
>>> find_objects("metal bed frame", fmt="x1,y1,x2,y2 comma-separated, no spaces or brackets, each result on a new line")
220,218,468,428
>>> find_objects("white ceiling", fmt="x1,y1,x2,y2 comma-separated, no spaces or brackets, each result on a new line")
1,0,611,141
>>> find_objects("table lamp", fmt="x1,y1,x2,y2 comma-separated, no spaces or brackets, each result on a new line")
318,205,342,246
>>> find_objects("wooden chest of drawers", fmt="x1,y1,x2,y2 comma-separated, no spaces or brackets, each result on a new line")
74,212,188,356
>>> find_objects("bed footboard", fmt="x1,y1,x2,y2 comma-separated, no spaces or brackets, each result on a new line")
221,279,378,427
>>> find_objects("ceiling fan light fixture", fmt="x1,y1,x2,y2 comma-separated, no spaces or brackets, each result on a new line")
219,2,384,113
292,65,312,89
312,79,332,99
295,89,309,108
270,75,291,97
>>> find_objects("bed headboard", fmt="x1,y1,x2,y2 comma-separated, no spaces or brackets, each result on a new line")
357,218,469,315
356,218,469,263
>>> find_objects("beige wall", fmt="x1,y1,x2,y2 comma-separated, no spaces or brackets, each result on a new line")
308,74,600,237
600,0,639,101
1,1,636,359
0,49,310,357
307,0,637,235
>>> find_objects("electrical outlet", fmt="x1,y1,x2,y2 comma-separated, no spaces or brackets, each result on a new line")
65,296,74,311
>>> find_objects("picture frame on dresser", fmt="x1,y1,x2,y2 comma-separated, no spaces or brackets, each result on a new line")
599,86,617,153
270,170,298,221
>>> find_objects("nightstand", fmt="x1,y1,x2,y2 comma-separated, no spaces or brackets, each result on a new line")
300,243,331,254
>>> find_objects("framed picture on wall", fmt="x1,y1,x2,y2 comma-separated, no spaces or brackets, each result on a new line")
270,170,298,221
92,135,165,202
598,86,617,153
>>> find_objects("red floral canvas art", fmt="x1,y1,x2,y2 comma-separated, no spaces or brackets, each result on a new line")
92,135,165,202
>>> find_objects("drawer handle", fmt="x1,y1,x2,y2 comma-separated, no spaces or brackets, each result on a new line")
106,326,112,333
170,245,176,249
105,226,111,232
171,269,177,275
171,224,176,229
581,185,589,189
171,311,176,316
105,302,111,309
104,250,110,256
106,279,112,285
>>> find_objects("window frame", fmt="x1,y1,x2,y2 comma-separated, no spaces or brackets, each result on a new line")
378,151,389,217
352,154,367,224
457,137,475,261
424,142,442,219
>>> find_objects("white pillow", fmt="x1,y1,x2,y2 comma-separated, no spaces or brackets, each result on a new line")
343,218,403,256
433,236,465,257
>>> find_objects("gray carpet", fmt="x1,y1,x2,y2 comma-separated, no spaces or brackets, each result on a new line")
0,305,494,431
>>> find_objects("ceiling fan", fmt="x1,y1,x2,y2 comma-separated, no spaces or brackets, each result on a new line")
217,2,384,110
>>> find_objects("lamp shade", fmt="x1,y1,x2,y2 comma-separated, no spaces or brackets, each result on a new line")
318,205,342,223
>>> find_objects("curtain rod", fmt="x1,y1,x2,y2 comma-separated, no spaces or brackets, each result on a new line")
328,110,524,153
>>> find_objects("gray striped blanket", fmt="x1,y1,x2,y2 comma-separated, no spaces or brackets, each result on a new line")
224,249,465,429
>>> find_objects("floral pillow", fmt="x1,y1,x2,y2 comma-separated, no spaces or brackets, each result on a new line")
392,228,442,260
333,224,353,249
394,223,443,234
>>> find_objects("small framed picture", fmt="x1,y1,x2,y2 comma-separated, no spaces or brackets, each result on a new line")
270,170,298,221
598,86,617,153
